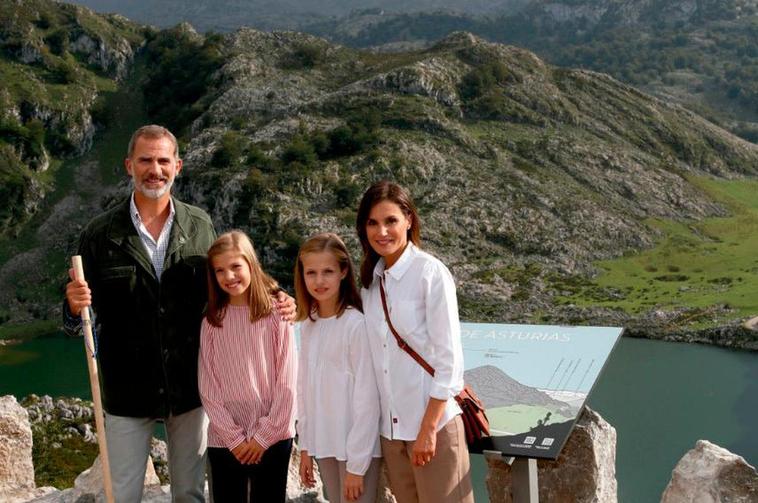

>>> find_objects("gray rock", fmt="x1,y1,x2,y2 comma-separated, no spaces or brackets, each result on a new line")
0,395,35,497
69,32,134,80
78,423,97,444
660,440,758,503
485,407,617,502
288,443,327,502
2,487,58,503
150,438,169,483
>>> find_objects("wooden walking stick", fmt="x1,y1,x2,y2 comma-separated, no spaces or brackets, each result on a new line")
71,256,115,503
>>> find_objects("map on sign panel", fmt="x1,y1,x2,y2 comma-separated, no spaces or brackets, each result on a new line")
461,323,623,459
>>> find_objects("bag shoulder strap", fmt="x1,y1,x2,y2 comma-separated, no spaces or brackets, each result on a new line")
379,278,436,377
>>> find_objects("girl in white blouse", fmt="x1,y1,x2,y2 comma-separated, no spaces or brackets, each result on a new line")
356,181,473,503
294,233,381,502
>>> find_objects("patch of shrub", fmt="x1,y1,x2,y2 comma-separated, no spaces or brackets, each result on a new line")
142,29,225,134
34,12,53,30
89,97,110,127
211,131,246,168
245,146,275,171
44,29,69,56
279,41,325,69
458,61,511,101
334,183,362,208
49,60,77,84
708,276,733,285
282,135,317,166
654,274,689,282
0,119,46,160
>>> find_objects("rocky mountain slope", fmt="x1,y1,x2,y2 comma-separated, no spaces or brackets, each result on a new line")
1,4,757,347
169,29,756,345
63,1,758,142
0,0,143,237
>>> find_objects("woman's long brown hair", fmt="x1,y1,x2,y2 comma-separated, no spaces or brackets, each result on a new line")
294,233,362,321
206,230,279,327
356,180,421,288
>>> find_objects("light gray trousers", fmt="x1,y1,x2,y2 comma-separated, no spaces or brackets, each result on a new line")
316,457,381,503
105,407,208,503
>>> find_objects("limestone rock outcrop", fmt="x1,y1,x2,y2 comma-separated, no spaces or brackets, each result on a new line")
660,439,758,503
287,444,326,502
0,395,36,498
485,406,617,502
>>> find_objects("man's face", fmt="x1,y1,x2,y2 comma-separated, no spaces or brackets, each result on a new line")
125,136,182,201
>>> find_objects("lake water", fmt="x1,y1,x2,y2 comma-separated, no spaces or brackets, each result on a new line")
1,335,755,502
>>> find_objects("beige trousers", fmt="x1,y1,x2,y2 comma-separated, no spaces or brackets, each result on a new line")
380,415,474,503
316,457,381,503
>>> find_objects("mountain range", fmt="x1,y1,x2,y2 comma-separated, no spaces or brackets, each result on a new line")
0,0,756,349
65,0,758,142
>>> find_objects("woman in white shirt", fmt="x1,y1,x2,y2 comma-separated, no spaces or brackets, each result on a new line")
356,181,474,503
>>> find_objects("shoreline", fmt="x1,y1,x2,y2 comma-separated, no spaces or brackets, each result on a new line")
1,318,756,351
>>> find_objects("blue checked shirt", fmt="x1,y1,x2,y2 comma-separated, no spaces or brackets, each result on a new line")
129,193,175,281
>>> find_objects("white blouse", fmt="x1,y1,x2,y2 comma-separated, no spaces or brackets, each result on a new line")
362,243,464,441
296,307,381,475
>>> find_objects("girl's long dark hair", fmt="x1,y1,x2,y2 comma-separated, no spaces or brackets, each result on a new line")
294,233,362,321
356,180,421,287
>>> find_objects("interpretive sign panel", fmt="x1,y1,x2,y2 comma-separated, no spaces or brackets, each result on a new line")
461,323,623,459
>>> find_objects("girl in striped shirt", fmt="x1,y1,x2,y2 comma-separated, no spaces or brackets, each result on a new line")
294,233,381,502
199,230,297,503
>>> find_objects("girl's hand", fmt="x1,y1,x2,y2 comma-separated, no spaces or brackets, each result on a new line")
245,438,266,464
299,451,316,487
411,425,437,467
343,472,364,501
275,290,297,322
231,441,255,464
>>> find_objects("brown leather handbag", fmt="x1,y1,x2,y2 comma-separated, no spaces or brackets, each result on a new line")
379,280,490,446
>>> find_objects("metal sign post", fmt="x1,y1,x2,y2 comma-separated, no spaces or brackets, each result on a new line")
486,452,539,503
512,457,539,503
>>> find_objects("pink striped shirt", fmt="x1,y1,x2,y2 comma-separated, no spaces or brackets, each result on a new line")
198,305,297,450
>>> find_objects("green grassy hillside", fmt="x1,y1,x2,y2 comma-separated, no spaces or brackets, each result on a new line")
0,0,144,237
557,178,758,329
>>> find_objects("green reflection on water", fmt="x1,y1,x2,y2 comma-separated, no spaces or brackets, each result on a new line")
0,334,90,400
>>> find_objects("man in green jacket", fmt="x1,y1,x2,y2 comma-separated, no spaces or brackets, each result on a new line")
64,125,292,502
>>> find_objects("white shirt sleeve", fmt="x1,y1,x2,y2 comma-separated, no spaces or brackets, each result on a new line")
345,316,381,475
422,260,464,401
